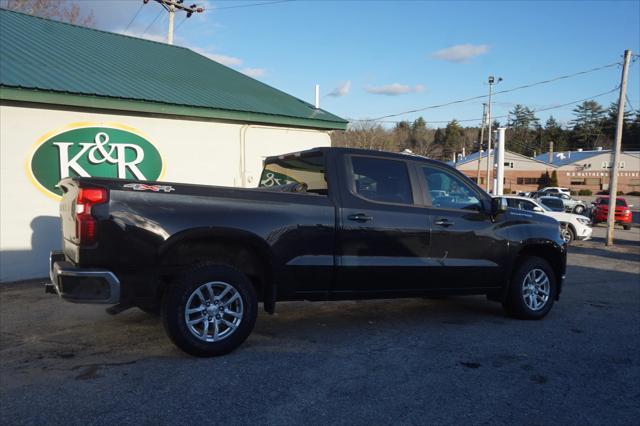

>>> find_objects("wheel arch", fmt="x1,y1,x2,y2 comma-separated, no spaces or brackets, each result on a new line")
500,242,565,303
157,227,277,313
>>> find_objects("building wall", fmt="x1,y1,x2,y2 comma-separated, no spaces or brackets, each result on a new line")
0,104,330,282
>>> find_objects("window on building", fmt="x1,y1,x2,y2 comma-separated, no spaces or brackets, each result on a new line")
504,162,514,168
517,177,539,185
350,156,413,205
570,179,586,186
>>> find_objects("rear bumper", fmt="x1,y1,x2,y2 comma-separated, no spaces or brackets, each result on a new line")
46,251,120,304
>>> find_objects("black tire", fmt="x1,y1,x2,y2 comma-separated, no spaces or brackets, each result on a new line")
560,223,575,244
162,264,258,357
503,256,556,320
573,205,585,215
623,224,631,230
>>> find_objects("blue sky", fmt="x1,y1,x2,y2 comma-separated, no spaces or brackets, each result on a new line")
47,1,640,127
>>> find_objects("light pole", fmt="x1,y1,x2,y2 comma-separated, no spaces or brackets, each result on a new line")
485,75,502,194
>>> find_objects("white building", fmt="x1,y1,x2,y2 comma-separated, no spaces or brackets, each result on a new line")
0,10,347,281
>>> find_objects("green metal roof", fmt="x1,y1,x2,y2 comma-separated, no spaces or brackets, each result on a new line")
0,9,348,130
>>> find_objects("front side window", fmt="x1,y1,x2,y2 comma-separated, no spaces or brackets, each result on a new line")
351,156,414,205
421,166,482,210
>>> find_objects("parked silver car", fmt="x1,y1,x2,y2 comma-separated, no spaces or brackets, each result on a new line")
540,192,588,215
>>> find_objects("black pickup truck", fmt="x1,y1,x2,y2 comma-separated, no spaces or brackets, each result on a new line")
47,147,566,356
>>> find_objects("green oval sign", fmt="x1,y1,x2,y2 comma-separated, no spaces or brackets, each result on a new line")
29,124,164,198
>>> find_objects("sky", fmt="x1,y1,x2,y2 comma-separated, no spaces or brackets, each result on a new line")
16,0,640,128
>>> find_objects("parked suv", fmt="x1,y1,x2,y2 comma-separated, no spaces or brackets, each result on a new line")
591,196,633,230
505,196,592,244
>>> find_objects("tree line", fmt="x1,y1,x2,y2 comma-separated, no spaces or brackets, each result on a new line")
332,100,640,161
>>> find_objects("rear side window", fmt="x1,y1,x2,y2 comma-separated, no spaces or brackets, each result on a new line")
350,156,413,205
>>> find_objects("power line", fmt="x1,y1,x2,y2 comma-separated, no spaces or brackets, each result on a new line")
124,3,145,33
370,61,622,121
349,86,620,126
141,8,163,37
206,1,295,12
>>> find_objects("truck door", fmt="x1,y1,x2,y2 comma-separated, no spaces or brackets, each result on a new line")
334,154,431,295
418,164,504,289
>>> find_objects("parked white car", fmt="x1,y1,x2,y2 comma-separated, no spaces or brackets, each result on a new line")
540,187,571,196
504,196,592,244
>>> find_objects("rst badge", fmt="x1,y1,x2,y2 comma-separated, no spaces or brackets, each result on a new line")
123,183,175,193
29,123,164,199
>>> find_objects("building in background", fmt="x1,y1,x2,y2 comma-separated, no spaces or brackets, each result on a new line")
454,148,640,194
0,10,347,281
535,149,640,193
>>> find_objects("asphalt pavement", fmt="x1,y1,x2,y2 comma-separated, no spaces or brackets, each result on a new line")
1,225,639,425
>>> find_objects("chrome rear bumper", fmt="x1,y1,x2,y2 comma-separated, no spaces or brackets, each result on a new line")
46,251,120,304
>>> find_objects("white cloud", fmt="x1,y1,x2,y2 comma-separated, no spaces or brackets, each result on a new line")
432,44,490,63
327,81,351,97
241,68,266,78
190,47,243,66
365,83,425,96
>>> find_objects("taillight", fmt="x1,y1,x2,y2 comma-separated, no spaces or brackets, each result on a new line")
75,187,108,245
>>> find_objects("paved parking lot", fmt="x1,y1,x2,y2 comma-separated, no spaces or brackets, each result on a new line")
1,225,639,425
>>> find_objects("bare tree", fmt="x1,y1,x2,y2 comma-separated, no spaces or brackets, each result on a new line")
4,0,95,27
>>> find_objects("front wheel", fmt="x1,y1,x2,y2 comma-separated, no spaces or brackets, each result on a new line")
623,224,631,230
503,257,556,320
573,205,585,215
560,223,575,244
162,264,258,357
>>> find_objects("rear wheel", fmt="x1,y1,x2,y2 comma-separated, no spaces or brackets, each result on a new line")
623,224,631,230
503,256,556,320
162,264,257,357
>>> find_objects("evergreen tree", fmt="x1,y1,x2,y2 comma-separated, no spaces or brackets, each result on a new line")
537,171,551,189
550,170,559,187
570,100,606,149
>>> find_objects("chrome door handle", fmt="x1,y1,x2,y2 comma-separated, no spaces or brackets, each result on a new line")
435,218,454,227
348,213,373,223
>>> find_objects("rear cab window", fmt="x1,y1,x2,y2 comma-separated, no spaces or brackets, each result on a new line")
260,152,328,195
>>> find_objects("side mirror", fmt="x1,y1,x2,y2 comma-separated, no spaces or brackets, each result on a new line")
491,197,508,215
533,206,544,212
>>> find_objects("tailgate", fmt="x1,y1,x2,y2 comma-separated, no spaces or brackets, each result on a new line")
58,179,81,262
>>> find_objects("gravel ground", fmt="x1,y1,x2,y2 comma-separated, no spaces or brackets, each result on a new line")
1,225,639,425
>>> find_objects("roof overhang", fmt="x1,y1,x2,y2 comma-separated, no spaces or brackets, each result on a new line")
0,86,349,131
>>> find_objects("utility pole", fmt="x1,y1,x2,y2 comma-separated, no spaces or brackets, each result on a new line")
606,49,632,246
144,0,204,45
167,2,174,44
548,141,554,164
495,128,506,196
476,103,487,185
485,75,502,194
